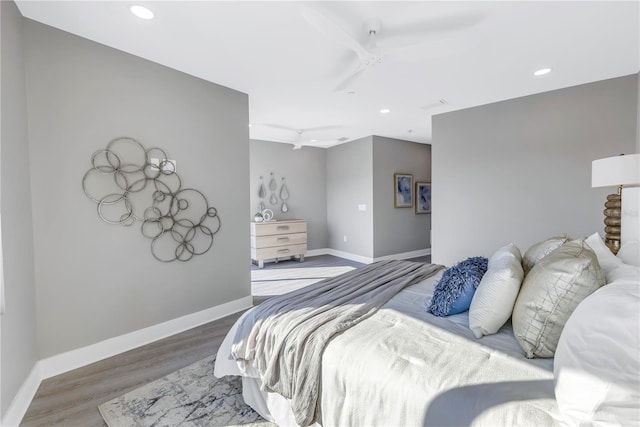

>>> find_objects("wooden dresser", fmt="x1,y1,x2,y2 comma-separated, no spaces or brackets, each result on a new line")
250,219,307,268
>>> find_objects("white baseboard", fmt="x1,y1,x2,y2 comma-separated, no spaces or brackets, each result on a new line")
2,296,252,427
304,248,329,257
325,249,374,264
374,248,432,261
1,363,41,427
306,248,431,264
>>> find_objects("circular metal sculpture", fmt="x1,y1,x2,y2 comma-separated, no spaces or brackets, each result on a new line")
82,137,221,262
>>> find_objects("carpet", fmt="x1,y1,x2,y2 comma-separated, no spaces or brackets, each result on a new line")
99,355,275,427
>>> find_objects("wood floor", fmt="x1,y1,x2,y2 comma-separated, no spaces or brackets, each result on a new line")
20,254,376,427
21,312,243,427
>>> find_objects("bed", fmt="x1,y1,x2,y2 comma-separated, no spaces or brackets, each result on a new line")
215,235,640,426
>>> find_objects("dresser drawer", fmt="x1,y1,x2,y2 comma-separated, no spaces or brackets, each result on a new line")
252,244,307,261
253,232,307,248
251,221,307,236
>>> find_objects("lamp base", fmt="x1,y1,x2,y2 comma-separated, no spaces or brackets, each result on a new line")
603,193,621,255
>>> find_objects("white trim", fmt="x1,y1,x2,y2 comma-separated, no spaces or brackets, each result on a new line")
374,248,431,262
2,363,41,427
324,249,374,264
39,296,253,380
306,248,432,264
304,248,329,257
2,296,252,426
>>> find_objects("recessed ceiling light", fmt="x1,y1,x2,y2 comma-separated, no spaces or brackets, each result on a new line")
380,108,391,114
248,124,252,128
534,68,551,76
311,139,317,142
130,5,154,20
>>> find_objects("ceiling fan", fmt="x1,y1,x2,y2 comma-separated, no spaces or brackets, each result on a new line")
300,6,483,91
262,124,341,150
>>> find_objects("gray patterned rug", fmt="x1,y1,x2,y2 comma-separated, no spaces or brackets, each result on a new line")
98,355,276,426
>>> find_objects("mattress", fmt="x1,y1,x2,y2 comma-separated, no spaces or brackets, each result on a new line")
215,269,562,426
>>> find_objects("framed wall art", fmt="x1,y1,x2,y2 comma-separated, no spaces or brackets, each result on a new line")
394,173,413,208
415,181,431,214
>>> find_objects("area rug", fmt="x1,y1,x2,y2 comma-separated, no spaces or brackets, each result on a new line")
99,355,275,427
251,265,355,296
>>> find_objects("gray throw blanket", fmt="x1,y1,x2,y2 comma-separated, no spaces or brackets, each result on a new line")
231,260,444,426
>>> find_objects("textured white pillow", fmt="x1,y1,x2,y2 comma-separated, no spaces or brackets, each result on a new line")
512,240,605,358
521,235,569,275
554,276,640,425
469,243,523,339
617,240,640,267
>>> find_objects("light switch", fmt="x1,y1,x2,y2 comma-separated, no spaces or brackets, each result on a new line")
358,204,367,211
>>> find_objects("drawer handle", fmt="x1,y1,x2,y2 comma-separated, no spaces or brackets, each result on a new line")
277,249,290,254
277,237,290,242
277,226,290,231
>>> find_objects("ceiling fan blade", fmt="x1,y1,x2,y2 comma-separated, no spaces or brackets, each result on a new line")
305,124,343,132
334,67,367,92
263,123,298,132
300,6,370,60
383,37,471,62
380,11,486,45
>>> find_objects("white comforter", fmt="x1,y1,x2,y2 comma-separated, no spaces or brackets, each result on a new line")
215,269,562,426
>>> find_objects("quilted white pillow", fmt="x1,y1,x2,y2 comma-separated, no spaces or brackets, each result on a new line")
521,235,569,275
513,240,605,358
469,243,523,338
554,274,640,425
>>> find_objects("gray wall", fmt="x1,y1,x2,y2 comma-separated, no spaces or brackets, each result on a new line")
637,73,640,152
23,20,250,358
250,140,328,250
327,137,374,257
0,0,38,416
372,136,431,257
432,74,638,266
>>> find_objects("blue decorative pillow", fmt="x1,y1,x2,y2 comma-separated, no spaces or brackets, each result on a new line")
428,256,488,317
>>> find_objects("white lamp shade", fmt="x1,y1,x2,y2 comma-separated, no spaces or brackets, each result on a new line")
592,153,640,188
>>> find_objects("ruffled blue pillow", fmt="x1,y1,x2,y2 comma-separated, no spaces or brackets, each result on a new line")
428,256,488,317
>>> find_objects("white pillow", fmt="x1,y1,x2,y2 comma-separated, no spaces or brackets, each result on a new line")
554,275,640,425
584,232,623,280
607,263,640,284
617,240,640,267
469,243,524,339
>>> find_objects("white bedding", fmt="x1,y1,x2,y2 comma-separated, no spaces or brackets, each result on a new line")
215,269,562,426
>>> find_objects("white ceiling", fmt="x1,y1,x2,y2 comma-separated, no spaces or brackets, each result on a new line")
15,1,640,148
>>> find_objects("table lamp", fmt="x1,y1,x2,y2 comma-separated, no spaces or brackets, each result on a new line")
591,153,640,254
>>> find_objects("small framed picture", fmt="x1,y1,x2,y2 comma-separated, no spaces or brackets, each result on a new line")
415,182,431,214
394,173,413,208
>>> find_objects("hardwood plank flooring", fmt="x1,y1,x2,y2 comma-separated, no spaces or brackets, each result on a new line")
21,254,428,426
21,312,243,427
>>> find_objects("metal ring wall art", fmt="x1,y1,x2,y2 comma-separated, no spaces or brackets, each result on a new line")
82,137,221,262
